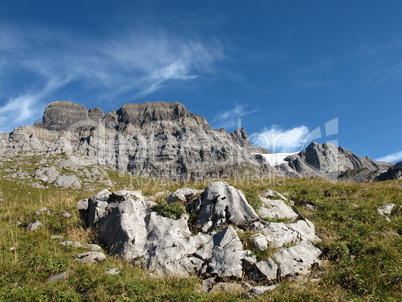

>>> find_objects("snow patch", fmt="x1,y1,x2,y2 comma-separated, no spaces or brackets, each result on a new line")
255,153,298,167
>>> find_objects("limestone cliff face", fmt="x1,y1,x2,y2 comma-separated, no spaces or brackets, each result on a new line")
0,101,270,180
37,101,94,131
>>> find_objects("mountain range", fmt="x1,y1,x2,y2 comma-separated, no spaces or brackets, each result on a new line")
0,101,399,182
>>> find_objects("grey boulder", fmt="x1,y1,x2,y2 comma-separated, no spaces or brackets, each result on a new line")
192,181,259,232
105,268,121,275
33,166,59,183
46,271,71,283
246,285,279,296
376,204,395,216
167,188,203,203
287,219,321,243
60,241,86,248
250,221,299,247
252,233,268,251
251,258,278,281
258,197,298,221
75,252,106,263
273,241,322,278
55,175,81,189
26,220,42,231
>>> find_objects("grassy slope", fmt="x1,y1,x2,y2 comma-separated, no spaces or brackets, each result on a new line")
0,160,401,301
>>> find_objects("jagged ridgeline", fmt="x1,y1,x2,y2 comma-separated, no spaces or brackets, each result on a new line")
0,101,270,181
0,101,397,181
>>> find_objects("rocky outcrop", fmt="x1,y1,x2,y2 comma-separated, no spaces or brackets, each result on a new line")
37,101,92,131
26,220,42,231
258,197,298,221
167,188,203,203
191,181,260,232
273,241,322,278
75,251,107,264
78,181,322,282
275,142,392,181
55,175,81,189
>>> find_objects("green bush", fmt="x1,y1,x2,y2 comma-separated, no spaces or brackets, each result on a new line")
151,202,186,220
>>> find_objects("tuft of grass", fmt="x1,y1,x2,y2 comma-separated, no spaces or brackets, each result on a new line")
243,190,263,211
262,217,289,223
151,202,186,220
238,231,277,261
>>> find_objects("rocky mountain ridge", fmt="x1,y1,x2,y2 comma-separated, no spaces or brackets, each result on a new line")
0,101,395,182
277,142,392,181
0,101,270,181
375,161,402,181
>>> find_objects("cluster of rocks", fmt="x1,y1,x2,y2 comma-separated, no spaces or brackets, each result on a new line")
78,181,323,292
31,156,113,189
0,153,113,190
45,237,114,284
24,209,113,283
26,208,74,231
375,203,399,222
46,265,121,284
0,100,394,182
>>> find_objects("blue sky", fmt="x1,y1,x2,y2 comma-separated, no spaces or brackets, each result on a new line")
1,0,401,162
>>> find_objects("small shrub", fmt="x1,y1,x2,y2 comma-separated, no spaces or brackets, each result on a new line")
151,202,186,220
243,190,262,210
238,231,277,261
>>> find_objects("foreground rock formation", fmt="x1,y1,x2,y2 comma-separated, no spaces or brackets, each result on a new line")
0,100,392,182
78,181,322,283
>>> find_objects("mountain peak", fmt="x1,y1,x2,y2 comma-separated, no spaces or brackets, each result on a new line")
115,101,209,131
39,101,89,131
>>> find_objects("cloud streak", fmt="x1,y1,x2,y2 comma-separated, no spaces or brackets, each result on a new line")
376,150,402,163
358,35,402,87
0,78,67,132
250,125,310,153
0,26,224,132
211,104,258,130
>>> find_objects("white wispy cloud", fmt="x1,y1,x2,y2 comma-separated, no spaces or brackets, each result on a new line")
0,26,224,132
211,104,258,130
376,150,402,163
0,78,67,132
250,125,310,153
358,35,402,86
139,60,198,96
